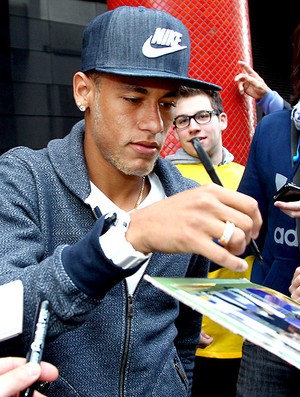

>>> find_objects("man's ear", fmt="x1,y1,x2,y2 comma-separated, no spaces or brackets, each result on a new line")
219,112,228,131
73,72,92,111
171,124,180,140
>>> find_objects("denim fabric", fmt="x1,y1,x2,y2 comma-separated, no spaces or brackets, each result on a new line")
81,7,220,91
236,341,299,397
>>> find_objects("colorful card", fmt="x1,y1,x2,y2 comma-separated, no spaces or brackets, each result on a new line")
144,276,300,369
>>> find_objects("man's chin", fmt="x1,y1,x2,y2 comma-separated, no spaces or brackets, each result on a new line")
122,162,156,177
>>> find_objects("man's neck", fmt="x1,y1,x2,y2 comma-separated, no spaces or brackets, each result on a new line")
208,150,223,166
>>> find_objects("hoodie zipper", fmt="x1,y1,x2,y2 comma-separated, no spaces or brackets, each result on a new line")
174,357,189,391
119,294,134,397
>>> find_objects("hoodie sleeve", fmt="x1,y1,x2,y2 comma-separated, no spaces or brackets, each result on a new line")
257,90,285,115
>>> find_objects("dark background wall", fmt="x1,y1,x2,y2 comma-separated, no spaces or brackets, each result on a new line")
0,0,107,154
0,0,299,153
248,0,299,104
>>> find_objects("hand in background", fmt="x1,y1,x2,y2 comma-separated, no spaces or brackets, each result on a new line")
289,266,300,303
197,330,214,349
274,200,300,218
234,60,270,100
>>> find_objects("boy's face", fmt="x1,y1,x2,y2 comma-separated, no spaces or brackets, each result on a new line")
174,94,227,160
85,73,178,177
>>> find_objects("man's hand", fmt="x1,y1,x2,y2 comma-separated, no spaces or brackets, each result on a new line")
197,330,214,349
289,267,300,303
274,200,300,218
127,184,262,272
234,60,270,100
0,357,58,397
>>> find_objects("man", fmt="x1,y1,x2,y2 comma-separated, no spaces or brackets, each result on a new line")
166,87,250,396
166,87,244,188
0,7,261,396
235,24,300,397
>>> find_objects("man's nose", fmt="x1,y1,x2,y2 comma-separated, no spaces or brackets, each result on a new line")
188,117,201,132
138,109,164,134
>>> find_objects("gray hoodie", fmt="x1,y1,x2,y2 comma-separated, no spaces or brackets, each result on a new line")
165,146,234,165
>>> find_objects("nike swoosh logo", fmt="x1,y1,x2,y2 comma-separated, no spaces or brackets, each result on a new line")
142,37,187,58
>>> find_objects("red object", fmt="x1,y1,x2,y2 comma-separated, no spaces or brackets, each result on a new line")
107,0,256,165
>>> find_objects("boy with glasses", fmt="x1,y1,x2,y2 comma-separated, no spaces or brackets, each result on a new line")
166,87,250,396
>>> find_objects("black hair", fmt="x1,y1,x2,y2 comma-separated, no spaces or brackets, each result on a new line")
177,86,224,114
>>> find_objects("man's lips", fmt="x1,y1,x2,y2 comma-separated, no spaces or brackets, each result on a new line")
131,141,160,155
190,136,206,143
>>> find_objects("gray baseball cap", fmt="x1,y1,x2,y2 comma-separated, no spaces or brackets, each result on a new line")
81,6,221,91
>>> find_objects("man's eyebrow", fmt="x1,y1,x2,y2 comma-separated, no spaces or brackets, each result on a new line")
163,91,178,99
119,84,177,98
121,85,148,94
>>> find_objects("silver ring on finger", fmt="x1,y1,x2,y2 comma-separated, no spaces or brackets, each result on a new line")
218,221,235,246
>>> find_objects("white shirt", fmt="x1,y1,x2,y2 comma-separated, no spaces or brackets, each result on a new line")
85,172,166,294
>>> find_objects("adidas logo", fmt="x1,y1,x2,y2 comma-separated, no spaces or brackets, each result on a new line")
142,28,187,58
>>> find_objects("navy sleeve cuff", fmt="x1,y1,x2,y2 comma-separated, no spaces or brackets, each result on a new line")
62,216,141,299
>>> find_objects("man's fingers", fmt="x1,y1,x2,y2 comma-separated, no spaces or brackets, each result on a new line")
274,200,300,218
201,239,249,272
237,60,260,78
289,267,300,302
204,186,261,240
0,358,58,397
198,330,213,348
39,362,59,382
0,362,41,396
234,75,247,94
0,357,25,374
128,184,261,264
234,74,264,90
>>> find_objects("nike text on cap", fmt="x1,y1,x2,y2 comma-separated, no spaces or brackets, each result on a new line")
81,6,221,91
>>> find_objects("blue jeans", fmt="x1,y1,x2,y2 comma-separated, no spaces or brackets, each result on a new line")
236,341,299,397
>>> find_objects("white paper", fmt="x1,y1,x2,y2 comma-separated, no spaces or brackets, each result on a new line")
0,280,23,341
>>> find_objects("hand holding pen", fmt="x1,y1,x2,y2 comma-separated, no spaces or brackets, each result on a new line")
191,137,263,264
20,300,52,397
0,357,58,397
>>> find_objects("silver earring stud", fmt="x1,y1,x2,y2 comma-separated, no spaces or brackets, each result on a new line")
77,102,86,112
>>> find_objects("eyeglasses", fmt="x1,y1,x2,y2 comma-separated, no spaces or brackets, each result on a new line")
174,110,219,129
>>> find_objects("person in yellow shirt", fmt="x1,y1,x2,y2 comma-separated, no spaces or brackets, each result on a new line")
166,86,253,396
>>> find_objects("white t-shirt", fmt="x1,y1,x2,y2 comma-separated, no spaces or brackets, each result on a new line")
85,172,166,294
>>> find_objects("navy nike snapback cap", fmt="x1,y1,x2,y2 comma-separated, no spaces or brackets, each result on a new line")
81,6,221,91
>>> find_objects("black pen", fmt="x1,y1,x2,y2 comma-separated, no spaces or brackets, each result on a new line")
191,137,263,264
93,206,118,235
20,300,51,397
